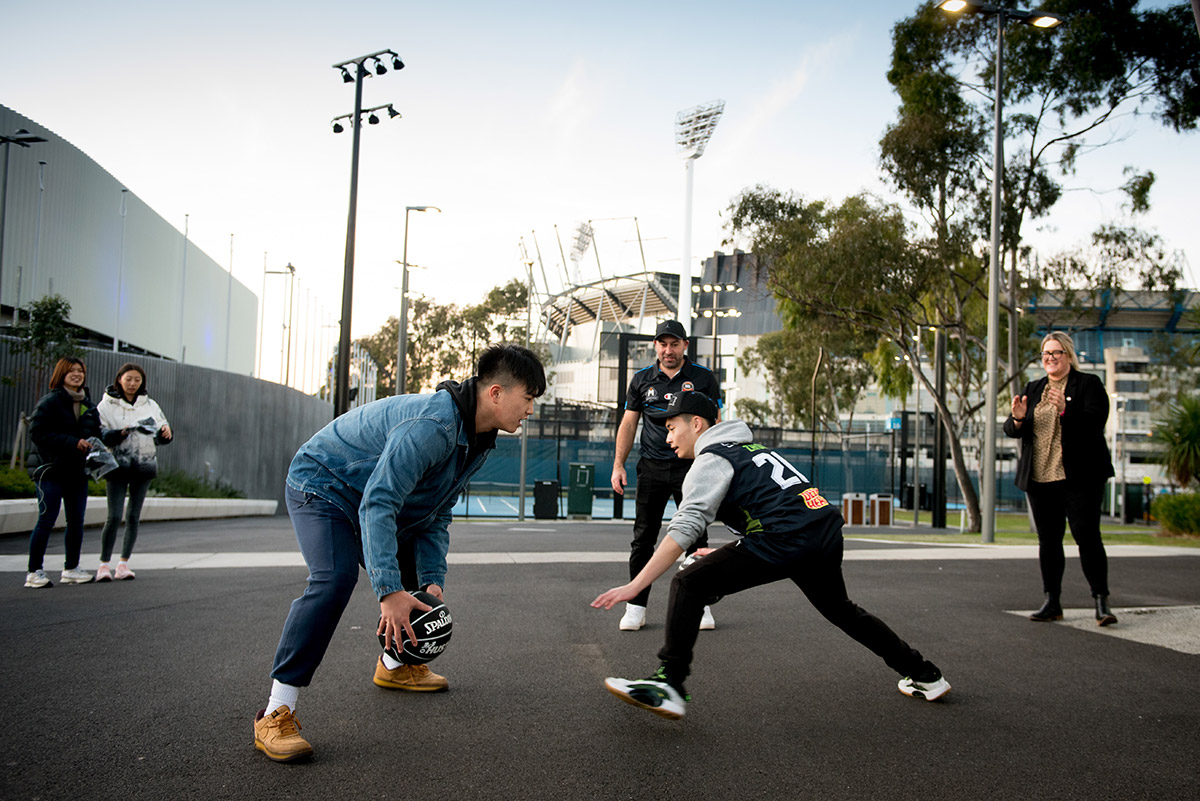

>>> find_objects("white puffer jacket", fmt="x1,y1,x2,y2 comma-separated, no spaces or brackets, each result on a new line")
97,389,171,475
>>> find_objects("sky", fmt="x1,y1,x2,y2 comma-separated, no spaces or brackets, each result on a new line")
2,0,1197,384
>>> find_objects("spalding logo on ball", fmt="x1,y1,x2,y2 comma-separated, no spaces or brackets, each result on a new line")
377,590,453,665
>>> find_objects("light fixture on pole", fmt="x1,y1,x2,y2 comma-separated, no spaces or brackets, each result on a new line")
331,48,404,416
691,280,742,377
1,129,48,321
396,205,440,395
674,100,725,326
937,0,1062,543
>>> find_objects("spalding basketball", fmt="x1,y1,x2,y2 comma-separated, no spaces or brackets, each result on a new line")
377,591,453,665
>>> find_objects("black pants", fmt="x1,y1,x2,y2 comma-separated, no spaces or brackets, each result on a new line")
1025,479,1110,597
657,538,929,683
629,457,706,607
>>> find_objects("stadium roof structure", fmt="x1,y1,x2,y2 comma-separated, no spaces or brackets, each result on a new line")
542,272,678,338
1026,288,1200,333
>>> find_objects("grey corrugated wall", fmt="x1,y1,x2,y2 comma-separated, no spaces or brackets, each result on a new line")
0,340,332,509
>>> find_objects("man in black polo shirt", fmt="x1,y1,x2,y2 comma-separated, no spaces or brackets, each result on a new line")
610,320,721,632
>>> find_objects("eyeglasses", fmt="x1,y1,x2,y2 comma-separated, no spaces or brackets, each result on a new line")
1041,349,1066,360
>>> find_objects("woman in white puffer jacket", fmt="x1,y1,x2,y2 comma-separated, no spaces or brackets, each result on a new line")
95,363,173,581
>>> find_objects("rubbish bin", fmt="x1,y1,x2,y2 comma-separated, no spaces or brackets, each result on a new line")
533,480,559,520
842,492,867,525
568,463,594,518
1122,484,1143,524
869,493,893,526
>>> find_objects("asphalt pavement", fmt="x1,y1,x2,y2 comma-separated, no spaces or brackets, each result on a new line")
2,516,1198,801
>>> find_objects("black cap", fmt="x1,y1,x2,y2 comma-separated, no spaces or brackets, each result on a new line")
654,319,688,341
645,391,719,424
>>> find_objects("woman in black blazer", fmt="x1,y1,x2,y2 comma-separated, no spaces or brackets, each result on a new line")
1003,331,1117,625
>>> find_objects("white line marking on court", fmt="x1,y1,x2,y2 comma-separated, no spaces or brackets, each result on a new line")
2,544,1194,573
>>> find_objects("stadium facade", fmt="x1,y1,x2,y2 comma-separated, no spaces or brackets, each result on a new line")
1,104,256,372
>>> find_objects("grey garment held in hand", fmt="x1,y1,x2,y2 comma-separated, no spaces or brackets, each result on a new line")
84,437,119,480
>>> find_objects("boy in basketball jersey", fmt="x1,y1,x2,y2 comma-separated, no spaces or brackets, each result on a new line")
592,392,950,719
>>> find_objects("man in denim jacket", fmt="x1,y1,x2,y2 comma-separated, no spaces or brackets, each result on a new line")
254,344,545,762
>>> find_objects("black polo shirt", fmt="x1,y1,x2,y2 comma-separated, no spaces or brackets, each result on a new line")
624,358,721,461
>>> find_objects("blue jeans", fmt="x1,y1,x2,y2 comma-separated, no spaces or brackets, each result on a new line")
99,470,152,562
28,469,89,573
271,486,365,687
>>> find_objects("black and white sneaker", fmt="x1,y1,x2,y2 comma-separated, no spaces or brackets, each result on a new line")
898,667,951,701
604,667,689,719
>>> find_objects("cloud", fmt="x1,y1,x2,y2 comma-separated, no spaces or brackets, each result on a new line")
719,33,856,161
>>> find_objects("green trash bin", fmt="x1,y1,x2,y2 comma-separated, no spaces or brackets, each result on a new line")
568,463,594,518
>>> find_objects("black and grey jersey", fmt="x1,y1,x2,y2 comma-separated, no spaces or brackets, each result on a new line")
700,440,842,564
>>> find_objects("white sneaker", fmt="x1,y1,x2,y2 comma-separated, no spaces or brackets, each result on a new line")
898,671,951,701
604,670,688,720
699,605,715,630
60,567,94,585
24,569,53,588
619,604,647,631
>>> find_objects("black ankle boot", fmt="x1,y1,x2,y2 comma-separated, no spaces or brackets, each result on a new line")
1030,593,1063,622
1094,595,1117,626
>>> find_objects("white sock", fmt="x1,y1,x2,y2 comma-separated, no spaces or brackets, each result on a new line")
381,652,404,670
267,680,300,714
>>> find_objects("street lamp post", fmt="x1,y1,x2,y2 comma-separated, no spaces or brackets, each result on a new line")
937,0,1062,542
265,263,296,385
114,188,129,352
674,101,724,324
396,205,440,395
0,129,48,315
331,48,404,416
1111,395,1125,517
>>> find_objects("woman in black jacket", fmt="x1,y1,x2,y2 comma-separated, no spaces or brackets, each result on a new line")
24,357,101,589
1003,331,1117,626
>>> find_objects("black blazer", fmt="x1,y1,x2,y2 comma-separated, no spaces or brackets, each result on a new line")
1003,368,1115,491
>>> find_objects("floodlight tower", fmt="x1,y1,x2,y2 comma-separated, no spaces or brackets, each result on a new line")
674,100,725,325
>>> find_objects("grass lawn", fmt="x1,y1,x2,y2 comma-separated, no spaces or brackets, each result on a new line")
847,510,1200,548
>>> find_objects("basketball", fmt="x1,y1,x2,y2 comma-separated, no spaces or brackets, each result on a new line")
377,591,453,665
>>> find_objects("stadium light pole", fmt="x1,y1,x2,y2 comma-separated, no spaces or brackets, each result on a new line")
396,205,440,395
937,0,1062,543
0,129,48,322
331,48,404,416
674,101,725,323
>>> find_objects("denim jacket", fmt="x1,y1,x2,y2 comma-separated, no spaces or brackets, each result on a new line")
285,379,496,599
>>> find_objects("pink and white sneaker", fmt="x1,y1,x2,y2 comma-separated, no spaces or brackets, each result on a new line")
114,563,136,581
96,564,113,582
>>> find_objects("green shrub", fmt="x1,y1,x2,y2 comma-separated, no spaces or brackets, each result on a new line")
1153,492,1200,537
0,466,140,498
0,466,36,498
150,469,245,499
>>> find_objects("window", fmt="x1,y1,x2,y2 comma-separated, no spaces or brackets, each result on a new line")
1115,380,1149,393
1113,361,1148,374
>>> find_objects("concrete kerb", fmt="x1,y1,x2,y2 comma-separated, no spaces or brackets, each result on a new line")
0,497,277,535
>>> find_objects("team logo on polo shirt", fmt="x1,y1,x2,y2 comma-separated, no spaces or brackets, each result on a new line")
645,388,657,401
682,381,694,391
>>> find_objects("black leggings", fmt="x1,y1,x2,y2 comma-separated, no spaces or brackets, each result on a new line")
657,539,929,683
1025,479,1109,597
